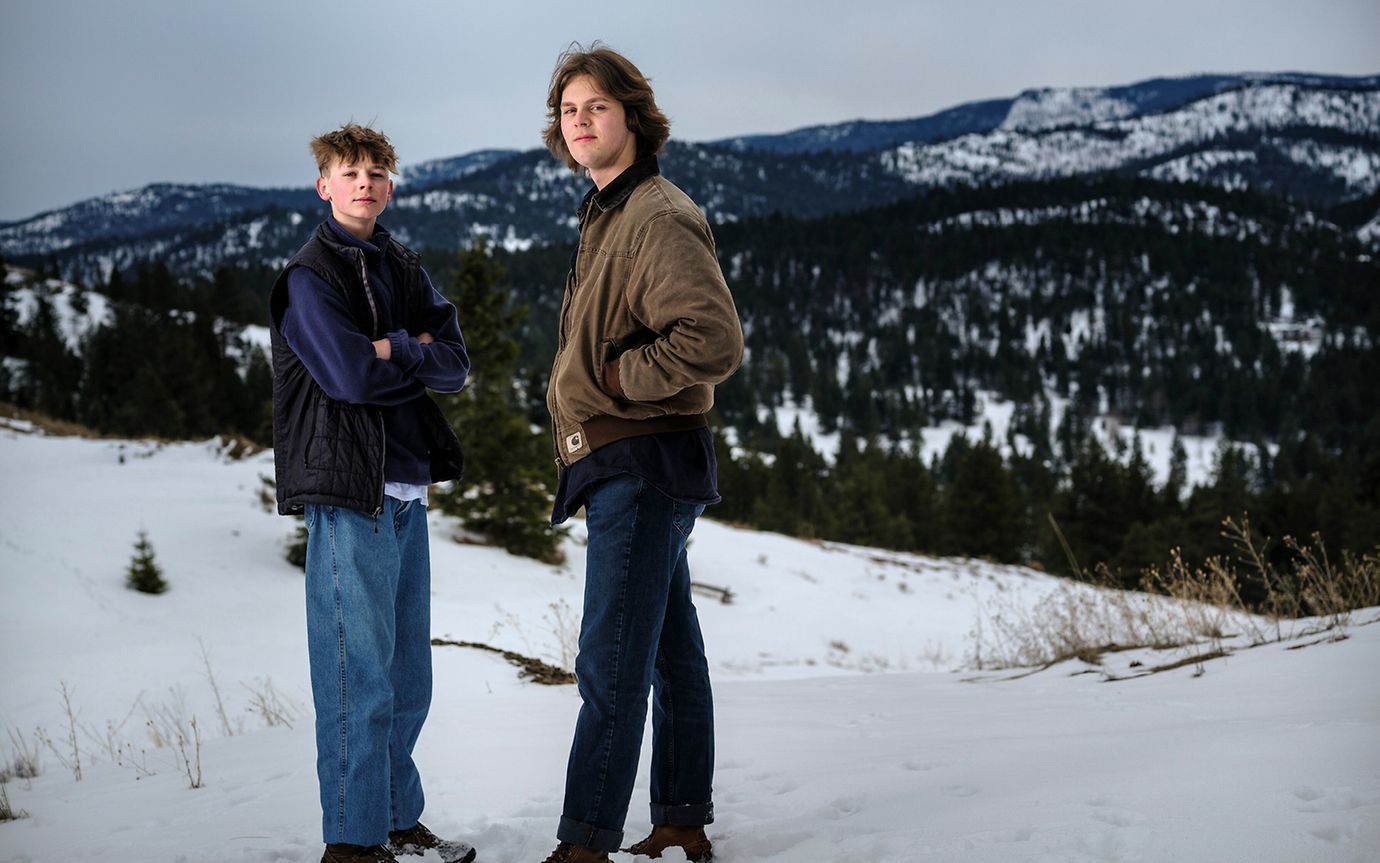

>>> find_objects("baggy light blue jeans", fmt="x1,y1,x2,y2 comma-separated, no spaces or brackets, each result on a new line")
557,475,716,852
304,498,432,846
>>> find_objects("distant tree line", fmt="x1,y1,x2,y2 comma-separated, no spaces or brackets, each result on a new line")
2,260,271,442
710,418,1380,600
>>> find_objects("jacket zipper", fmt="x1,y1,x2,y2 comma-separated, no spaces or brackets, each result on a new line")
356,249,381,336
549,205,589,469
374,414,386,517
549,271,573,469
357,247,386,515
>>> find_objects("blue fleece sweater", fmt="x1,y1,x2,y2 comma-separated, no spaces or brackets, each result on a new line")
279,215,468,485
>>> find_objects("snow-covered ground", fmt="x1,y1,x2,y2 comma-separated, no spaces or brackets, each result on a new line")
2,421,1377,862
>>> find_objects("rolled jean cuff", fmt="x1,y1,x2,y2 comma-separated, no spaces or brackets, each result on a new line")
650,801,714,826
557,815,623,852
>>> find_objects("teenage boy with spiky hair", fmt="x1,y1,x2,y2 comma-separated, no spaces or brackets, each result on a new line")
269,122,475,863
536,45,744,863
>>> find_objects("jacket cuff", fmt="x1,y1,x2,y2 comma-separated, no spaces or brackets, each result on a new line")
601,357,626,399
387,330,420,367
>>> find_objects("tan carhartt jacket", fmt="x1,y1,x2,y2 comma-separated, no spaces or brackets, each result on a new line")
547,157,744,466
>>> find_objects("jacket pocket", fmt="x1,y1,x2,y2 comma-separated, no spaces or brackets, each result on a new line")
304,399,374,472
303,400,334,470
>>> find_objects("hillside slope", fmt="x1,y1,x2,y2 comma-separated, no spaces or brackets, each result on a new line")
1,422,1377,862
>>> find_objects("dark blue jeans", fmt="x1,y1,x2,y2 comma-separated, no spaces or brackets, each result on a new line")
304,499,432,846
558,475,716,852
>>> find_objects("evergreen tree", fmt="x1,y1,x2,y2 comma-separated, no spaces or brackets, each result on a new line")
752,420,831,538
238,344,274,445
831,433,913,550
285,523,308,570
1045,437,1130,581
125,529,168,594
940,436,1024,563
1164,435,1188,505
432,239,565,563
0,265,22,399
18,292,81,421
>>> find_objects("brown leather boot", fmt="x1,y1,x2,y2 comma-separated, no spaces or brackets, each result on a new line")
387,821,476,863
540,841,611,863
321,843,398,863
624,825,713,861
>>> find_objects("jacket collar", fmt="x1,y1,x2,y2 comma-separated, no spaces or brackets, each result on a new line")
581,155,661,218
322,213,391,258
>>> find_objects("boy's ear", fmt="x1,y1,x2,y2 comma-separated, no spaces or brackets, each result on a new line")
315,175,330,202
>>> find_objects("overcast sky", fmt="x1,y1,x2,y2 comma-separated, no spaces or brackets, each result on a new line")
2,0,1377,222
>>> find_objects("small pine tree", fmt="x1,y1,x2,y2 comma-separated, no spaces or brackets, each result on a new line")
285,523,308,570
432,238,566,563
126,529,168,594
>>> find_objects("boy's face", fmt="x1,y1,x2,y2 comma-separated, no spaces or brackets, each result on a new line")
560,74,637,186
315,157,393,229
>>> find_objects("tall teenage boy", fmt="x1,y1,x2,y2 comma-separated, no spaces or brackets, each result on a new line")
269,123,475,863
538,46,744,863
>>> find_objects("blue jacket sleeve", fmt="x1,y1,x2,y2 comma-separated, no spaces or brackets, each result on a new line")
279,267,426,406
382,268,470,394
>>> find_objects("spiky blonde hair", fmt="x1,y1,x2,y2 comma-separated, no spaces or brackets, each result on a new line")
309,123,398,176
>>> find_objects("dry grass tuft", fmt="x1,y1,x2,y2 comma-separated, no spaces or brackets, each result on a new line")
971,516,1379,676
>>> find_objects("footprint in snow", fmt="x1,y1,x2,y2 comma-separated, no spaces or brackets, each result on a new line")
1309,822,1359,845
819,795,865,819
1293,784,1373,813
1090,807,1142,828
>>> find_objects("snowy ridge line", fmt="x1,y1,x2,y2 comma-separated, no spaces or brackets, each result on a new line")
1002,77,1380,133
391,189,497,211
882,85,1380,192
6,77,1378,279
715,72,1380,154
918,196,1293,243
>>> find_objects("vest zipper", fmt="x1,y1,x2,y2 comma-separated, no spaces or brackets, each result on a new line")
356,249,381,337
374,412,386,517
357,247,386,515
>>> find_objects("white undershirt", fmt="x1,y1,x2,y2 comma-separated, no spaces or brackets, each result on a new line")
384,482,429,505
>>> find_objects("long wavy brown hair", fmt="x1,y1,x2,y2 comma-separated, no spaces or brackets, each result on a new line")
542,43,671,173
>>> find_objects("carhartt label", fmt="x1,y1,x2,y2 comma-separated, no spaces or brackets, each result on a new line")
566,432,583,453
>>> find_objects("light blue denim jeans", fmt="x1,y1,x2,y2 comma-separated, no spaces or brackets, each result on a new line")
304,498,432,846
558,475,715,853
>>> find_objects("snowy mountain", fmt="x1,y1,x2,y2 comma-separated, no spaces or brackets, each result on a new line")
0,183,318,261
400,148,523,187
880,82,1380,199
4,72,1376,285
2,418,1377,862
715,72,1380,152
